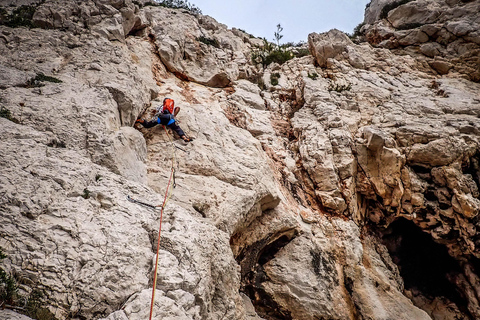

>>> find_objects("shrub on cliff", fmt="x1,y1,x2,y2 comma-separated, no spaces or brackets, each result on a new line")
138,0,202,14
380,0,414,19
0,4,38,28
0,248,18,307
0,106,19,123
0,248,55,320
251,24,297,68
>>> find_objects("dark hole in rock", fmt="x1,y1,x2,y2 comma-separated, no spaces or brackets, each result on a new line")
410,165,431,174
243,285,293,320
425,189,437,201
439,202,450,210
470,256,480,276
232,230,297,320
381,218,469,316
258,235,291,265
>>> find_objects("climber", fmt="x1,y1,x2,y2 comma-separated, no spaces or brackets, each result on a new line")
135,98,193,143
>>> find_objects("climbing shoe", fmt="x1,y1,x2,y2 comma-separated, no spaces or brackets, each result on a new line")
182,136,193,143
135,118,145,125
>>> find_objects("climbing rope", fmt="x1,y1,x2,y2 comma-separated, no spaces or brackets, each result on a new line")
148,125,177,320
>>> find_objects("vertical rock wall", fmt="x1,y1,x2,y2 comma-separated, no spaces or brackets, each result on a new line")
1,1,479,320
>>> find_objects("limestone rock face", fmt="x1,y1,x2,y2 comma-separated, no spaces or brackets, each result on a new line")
308,29,354,68
363,0,480,82
1,1,480,320
145,7,252,87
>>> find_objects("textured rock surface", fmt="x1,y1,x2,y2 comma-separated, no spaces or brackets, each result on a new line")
1,1,480,320
363,0,480,81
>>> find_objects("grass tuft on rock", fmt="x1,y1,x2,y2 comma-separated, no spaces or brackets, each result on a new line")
0,106,20,123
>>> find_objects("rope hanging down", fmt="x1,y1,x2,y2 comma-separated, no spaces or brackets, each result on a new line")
148,126,177,320
127,125,180,319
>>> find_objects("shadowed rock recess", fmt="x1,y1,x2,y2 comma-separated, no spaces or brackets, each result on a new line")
0,0,479,319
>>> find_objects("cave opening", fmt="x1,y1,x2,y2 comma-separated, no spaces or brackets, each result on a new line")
232,230,297,320
380,218,470,316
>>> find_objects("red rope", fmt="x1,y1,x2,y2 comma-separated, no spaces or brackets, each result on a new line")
149,127,176,320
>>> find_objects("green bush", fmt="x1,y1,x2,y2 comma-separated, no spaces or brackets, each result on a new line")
34,73,62,83
257,78,266,90
251,24,296,68
238,28,255,38
25,73,62,88
380,0,414,19
24,290,55,320
246,72,266,90
82,189,91,199
307,72,318,80
264,49,294,66
270,73,280,86
0,248,18,306
328,82,351,92
196,35,220,48
0,3,42,28
138,0,202,14
0,106,19,123
293,48,310,58
0,248,55,320
351,22,365,38
283,41,306,48
251,39,294,68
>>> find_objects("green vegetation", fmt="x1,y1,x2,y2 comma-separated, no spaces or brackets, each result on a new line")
251,24,310,68
257,78,266,90
246,73,266,90
283,41,306,48
307,72,318,80
196,35,220,48
0,4,38,28
0,248,17,307
274,23,283,46
251,38,291,68
238,28,255,38
135,0,202,14
380,0,414,19
351,22,365,38
0,106,19,123
82,188,91,199
0,248,55,320
34,73,62,83
25,73,62,88
270,73,281,86
24,290,55,320
293,47,310,58
328,82,351,92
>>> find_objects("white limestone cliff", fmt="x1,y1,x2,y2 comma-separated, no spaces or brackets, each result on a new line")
0,1,479,320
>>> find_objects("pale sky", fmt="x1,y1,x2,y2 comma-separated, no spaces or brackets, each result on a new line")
188,0,371,43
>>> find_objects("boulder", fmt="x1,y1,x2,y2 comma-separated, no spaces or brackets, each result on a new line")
308,29,353,68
